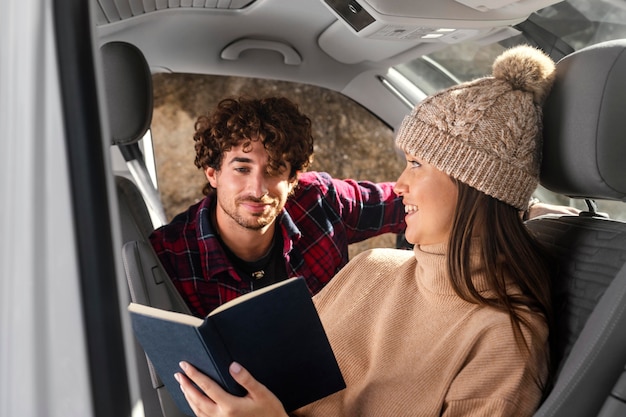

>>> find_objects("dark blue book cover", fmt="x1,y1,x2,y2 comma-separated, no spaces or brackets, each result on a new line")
129,277,345,415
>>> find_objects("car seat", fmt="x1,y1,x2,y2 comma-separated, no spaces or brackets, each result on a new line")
528,39,626,417
101,41,191,417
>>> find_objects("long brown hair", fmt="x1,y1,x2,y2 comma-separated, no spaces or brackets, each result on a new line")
447,180,554,391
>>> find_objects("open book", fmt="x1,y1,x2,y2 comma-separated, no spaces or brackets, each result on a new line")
128,277,345,415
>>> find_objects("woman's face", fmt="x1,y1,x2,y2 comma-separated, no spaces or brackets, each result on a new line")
394,152,458,246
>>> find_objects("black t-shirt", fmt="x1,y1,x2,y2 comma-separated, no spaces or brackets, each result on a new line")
219,229,287,290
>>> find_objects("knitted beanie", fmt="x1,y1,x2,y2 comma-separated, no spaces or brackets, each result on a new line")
395,45,556,210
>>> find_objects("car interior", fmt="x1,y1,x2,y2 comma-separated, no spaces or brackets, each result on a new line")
96,1,626,416
3,0,626,416
103,35,626,417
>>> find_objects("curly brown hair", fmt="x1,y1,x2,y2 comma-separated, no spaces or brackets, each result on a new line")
193,96,314,195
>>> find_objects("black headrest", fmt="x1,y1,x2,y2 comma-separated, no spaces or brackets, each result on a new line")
101,41,153,146
541,39,626,202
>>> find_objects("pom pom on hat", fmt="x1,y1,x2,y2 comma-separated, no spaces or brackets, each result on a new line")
395,45,556,210
492,45,556,105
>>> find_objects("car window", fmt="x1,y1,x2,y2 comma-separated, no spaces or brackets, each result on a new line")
396,0,626,89
150,73,404,256
391,0,626,220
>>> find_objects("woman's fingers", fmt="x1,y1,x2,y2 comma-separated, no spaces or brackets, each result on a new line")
228,362,264,396
177,361,289,417
177,361,228,416
227,362,289,417
175,371,215,416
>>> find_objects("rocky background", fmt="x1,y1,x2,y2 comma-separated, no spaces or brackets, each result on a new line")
150,74,405,258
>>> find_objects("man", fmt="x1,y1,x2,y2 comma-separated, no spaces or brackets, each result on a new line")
150,96,405,317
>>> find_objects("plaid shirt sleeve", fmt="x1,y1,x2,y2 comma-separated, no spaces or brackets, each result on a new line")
294,171,406,242
285,172,406,294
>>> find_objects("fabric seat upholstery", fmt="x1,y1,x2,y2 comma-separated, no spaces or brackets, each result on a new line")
529,39,626,417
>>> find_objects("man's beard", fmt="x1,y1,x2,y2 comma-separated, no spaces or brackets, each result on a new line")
220,196,279,231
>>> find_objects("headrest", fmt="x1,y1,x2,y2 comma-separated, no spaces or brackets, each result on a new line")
101,42,153,146
541,39,626,202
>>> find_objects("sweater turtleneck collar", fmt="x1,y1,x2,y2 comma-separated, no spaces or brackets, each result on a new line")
413,239,492,297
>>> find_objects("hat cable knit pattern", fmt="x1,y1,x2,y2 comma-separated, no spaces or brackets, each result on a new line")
395,45,556,210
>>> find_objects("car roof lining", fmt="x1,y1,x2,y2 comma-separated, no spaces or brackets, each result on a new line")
92,0,562,128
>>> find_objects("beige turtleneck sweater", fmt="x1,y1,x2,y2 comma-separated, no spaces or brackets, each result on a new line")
295,244,548,417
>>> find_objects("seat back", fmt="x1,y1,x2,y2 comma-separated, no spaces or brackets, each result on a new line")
117,174,190,416
530,40,626,417
101,41,190,417
115,175,154,243
122,239,192,417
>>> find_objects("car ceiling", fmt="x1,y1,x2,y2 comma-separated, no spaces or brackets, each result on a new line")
93,0,563,127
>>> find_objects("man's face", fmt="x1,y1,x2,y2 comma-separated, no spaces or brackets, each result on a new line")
205,140,295,232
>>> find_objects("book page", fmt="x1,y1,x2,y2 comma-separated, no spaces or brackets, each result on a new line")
128,302,204,326
208,276,300,316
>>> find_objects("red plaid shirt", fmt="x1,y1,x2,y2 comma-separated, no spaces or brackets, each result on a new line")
149,171,405,317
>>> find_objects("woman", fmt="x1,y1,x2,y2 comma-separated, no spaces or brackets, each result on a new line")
175,44,556,417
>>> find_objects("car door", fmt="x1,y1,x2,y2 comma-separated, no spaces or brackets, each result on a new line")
1,1,135,416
